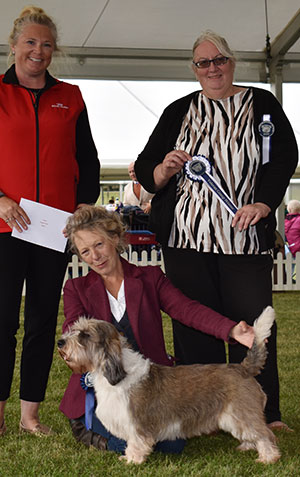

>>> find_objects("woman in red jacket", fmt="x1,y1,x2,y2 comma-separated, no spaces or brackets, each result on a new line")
0,6,99,436
60,205,254,453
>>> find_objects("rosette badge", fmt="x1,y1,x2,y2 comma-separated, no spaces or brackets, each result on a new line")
258,120,275,138
258,115,274,165
80,371,94,390
184,154,238,216
184,155,211,182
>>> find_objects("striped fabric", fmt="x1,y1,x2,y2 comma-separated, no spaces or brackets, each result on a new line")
168,88,261,254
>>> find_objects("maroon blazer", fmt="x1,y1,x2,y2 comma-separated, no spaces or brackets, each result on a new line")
59,258,236,419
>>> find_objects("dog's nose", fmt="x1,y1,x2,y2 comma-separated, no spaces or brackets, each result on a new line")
57,339,65,349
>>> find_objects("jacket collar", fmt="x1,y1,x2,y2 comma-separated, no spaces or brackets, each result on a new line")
286,213,300,220
3,63,59,90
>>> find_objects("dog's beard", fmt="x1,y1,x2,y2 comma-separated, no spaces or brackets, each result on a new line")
58,347,93,374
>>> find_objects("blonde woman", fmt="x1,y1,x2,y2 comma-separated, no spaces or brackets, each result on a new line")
0,6,99,436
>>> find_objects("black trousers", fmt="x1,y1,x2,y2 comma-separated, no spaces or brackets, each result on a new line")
0,234,69,402
163,247,280,423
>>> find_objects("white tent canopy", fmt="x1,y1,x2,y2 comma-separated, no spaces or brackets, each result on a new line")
1,1,299,171
0,0,300,88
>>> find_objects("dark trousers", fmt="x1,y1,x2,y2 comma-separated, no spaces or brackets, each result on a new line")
0,234,69,402
163,247,280,423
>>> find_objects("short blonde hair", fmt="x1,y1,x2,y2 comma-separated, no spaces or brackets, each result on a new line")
8,5,59,60
287,200,300,214
192,30,236,66
65,205,128,256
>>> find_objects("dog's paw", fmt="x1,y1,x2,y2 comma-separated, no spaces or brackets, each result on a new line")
119,454,146,465
255,454,281,464
119,455,129,464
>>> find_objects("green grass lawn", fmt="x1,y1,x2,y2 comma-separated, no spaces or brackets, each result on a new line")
0,292,299,477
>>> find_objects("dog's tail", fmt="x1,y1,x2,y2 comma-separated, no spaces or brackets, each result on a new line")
241,306,275,376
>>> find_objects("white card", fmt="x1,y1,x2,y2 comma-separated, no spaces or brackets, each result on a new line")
12,198,72,252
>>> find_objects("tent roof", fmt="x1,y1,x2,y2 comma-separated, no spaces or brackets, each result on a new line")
1,1,300,181
1,0,300,82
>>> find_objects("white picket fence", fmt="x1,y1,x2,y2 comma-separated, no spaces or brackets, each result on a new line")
21,249,300,296
272,252,300,291
63,249,300,292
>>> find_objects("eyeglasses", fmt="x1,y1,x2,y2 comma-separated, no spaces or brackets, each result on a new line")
192,56,229,69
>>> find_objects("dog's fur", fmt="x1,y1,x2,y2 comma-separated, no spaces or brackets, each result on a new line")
58,306,280,464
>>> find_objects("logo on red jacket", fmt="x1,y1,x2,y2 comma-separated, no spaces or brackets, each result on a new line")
51,103,69,109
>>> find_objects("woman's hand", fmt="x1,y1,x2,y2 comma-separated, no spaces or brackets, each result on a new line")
229,321,255,348
143,202,152,214
232,202,271,231
153,150,191,190
0,196,30,232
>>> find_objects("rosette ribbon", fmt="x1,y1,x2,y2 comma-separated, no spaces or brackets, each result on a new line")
80,372,95,430
259,114,275,165
184,155,238,217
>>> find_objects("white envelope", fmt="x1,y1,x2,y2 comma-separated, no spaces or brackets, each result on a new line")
12,198,72,252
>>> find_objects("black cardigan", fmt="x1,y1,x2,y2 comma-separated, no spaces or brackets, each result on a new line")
135,87,298,251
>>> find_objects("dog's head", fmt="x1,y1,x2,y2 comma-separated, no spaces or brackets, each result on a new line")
58,318,127,385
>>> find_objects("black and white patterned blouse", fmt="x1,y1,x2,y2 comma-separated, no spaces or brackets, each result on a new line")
168,88,261,254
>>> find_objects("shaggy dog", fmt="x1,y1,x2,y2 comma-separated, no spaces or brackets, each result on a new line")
58,307,280,464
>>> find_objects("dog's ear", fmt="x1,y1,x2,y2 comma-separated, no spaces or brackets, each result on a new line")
78,330,91,346
103,353,126,386
103,348,127,385
96,322,127,385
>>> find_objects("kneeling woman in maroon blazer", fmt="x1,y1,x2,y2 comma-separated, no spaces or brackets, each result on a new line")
59,205,254,453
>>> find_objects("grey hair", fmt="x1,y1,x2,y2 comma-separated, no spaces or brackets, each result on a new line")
192,30,236,66
287,199,300,214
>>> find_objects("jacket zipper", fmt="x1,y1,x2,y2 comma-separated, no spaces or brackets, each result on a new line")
27,89,40,203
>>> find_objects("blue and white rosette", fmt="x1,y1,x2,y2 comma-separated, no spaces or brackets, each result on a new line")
80,372,95,430
259,114,275,165
184,155,238,217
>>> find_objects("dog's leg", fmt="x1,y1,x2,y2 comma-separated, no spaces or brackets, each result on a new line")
219,409,281,464
237,426,280,464
255,431,281,464
119,436,154,464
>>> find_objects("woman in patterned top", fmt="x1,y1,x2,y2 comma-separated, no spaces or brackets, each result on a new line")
135,30,298,431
